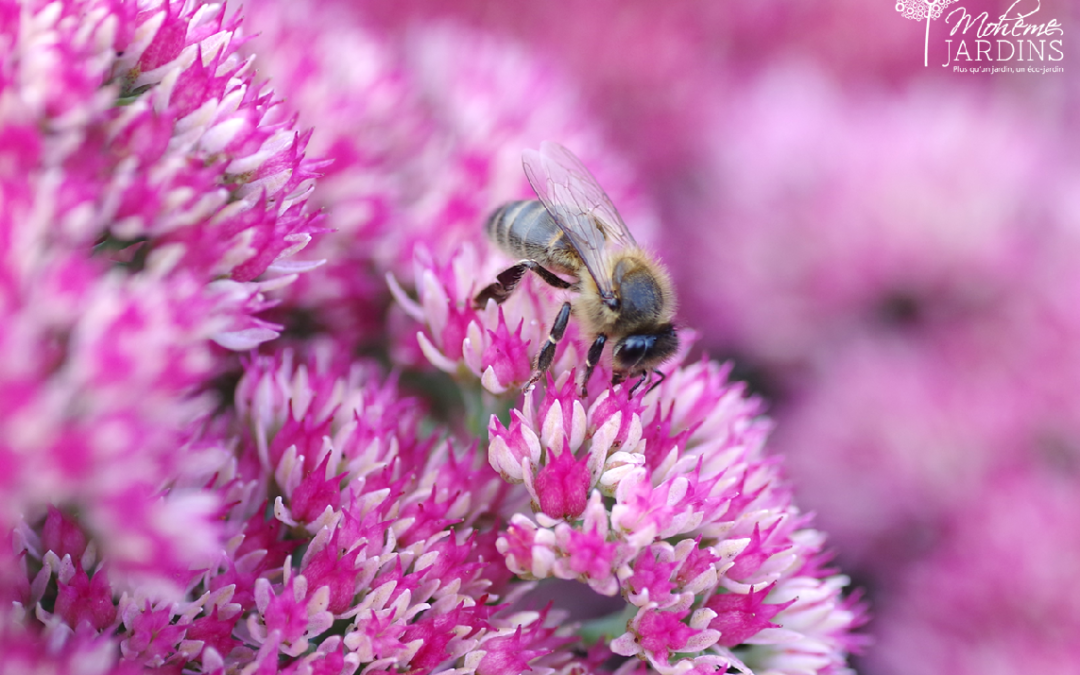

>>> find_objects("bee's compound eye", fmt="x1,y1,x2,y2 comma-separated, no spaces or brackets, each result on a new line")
613,325,679,371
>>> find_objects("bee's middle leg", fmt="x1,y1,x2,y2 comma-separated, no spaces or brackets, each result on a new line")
526,301,572,391
473,260,571,309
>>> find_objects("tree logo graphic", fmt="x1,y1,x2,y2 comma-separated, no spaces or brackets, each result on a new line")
896,0,959,66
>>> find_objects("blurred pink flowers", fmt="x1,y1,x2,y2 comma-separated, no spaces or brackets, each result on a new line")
675,67,1055,365
655,27,1078,675
866,468,1080,675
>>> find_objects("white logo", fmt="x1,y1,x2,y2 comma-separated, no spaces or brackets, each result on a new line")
896,0,960,66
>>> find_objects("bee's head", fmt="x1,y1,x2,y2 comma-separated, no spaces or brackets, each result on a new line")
612,324,679,379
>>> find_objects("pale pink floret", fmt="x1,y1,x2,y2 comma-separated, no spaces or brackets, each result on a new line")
250,575,334,657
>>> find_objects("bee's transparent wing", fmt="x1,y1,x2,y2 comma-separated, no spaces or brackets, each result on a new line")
521,141,637,303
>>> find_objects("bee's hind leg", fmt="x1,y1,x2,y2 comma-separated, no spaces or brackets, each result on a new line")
473,260,571,309
525,301,572,392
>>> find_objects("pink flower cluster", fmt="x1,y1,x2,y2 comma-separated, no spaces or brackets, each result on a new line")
392,241,865,673
493,372,859,675
0,0,323,594
1,0,866,673
674,68,1054,364
304,4,1071,674
7,347,574,673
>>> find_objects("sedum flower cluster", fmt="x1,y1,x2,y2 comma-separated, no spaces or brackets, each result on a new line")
0,0,864,674
400,244,865,673
0,0,323,596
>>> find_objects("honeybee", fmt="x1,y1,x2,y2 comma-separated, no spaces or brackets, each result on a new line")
474,141,678,396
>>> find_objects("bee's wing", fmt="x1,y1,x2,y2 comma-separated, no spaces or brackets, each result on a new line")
521,141,637,303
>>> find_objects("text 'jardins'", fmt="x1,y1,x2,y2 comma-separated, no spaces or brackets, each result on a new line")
941,0,1064,67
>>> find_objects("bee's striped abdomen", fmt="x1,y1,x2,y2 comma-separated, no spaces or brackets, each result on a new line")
485,200,576,270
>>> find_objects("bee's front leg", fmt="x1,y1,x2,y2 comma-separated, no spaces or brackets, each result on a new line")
525,301,572,392
579,334,607,397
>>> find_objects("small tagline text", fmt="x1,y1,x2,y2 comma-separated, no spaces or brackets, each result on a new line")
951,64,1065,73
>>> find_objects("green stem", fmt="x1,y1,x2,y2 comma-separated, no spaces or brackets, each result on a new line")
578,605,637,645
462,383,487,439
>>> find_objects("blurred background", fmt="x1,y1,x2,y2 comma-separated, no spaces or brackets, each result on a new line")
234,0,1080,672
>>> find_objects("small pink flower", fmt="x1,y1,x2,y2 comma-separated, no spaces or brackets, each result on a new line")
120,601,188,667
488,411,543,484
725,523,788,585
474,618,572,675
54,565,117,633
533,440,591,520
182,606,241,660
253,576,334,657
707,585,794,648
627,551,678,608
345,610,408,664
41,508,89,564
389,244,564,394
300,530,362,616
499,516,547,580
480,308,534,392
673,538,721,588
288,454,346,526
400,604,492,672
611,606,721,672
475,628,543,675
558,520,620,584
633,608,695,659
